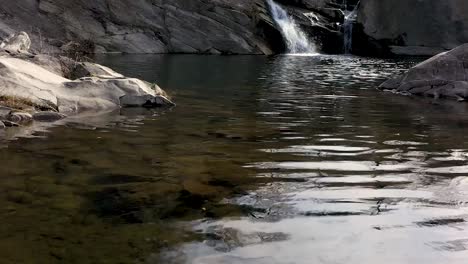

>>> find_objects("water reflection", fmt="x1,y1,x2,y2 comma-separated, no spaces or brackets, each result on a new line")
2,54,468,263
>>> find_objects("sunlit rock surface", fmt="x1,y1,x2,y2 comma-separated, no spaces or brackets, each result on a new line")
0,32,174,138
0,56,173,113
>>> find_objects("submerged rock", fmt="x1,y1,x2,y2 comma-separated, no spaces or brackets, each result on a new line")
0,32,174,136
380,44,468,101
32,112,67,122
2,120,19,127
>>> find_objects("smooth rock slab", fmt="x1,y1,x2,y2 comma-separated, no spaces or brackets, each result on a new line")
72,62,125,79
0,56,174,113
380,44,468,101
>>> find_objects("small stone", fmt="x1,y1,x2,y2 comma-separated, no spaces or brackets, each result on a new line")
33,111,67,122
0,121,5,129
7,111,33,123
2,120,19,127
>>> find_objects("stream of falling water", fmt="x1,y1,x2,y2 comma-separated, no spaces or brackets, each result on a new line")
343,1,359,54
267,0,317,55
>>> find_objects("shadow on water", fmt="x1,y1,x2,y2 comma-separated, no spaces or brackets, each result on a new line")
2,54,468,263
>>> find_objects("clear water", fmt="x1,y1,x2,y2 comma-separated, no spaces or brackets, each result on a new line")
2,54,468,263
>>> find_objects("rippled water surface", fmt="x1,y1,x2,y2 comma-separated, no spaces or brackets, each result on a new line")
3,55,468,263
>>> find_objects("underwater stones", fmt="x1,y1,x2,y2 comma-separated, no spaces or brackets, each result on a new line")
2,120,19,127
32,111,67,122
6,190,34,204
120,94,175,108
381,44,468,101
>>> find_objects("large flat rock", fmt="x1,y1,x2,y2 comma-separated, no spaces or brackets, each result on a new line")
380,44,468,101
0,56,174,113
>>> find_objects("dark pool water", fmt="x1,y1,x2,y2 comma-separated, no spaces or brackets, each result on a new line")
2,54,468,263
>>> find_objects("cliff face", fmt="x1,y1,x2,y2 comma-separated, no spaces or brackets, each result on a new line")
354,0,468,56
0,0,285,54
0,0,345,55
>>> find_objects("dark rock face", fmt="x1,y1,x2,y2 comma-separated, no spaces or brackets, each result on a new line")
380,44,468,101
0,0,344,54
355,0,468,57
280,2,345,54
0,0,284,54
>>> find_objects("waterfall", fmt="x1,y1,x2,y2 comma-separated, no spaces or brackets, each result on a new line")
266,0,316,54
343,1,359,54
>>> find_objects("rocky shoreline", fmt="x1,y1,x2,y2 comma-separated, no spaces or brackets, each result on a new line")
0,32,174,133
380,44,468,102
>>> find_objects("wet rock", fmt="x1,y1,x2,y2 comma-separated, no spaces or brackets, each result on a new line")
0,121,5,129
281,3,344,54
32,111,67,122
0,31,31,53
380,44,468,101
7,111,33,123
0,106,12,119
120,94,175,108
2,120,19,127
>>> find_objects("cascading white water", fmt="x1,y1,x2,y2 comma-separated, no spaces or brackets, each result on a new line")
343,1,359,54
267,0,316,54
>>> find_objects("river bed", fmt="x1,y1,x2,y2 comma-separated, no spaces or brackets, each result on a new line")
2,54,468,263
